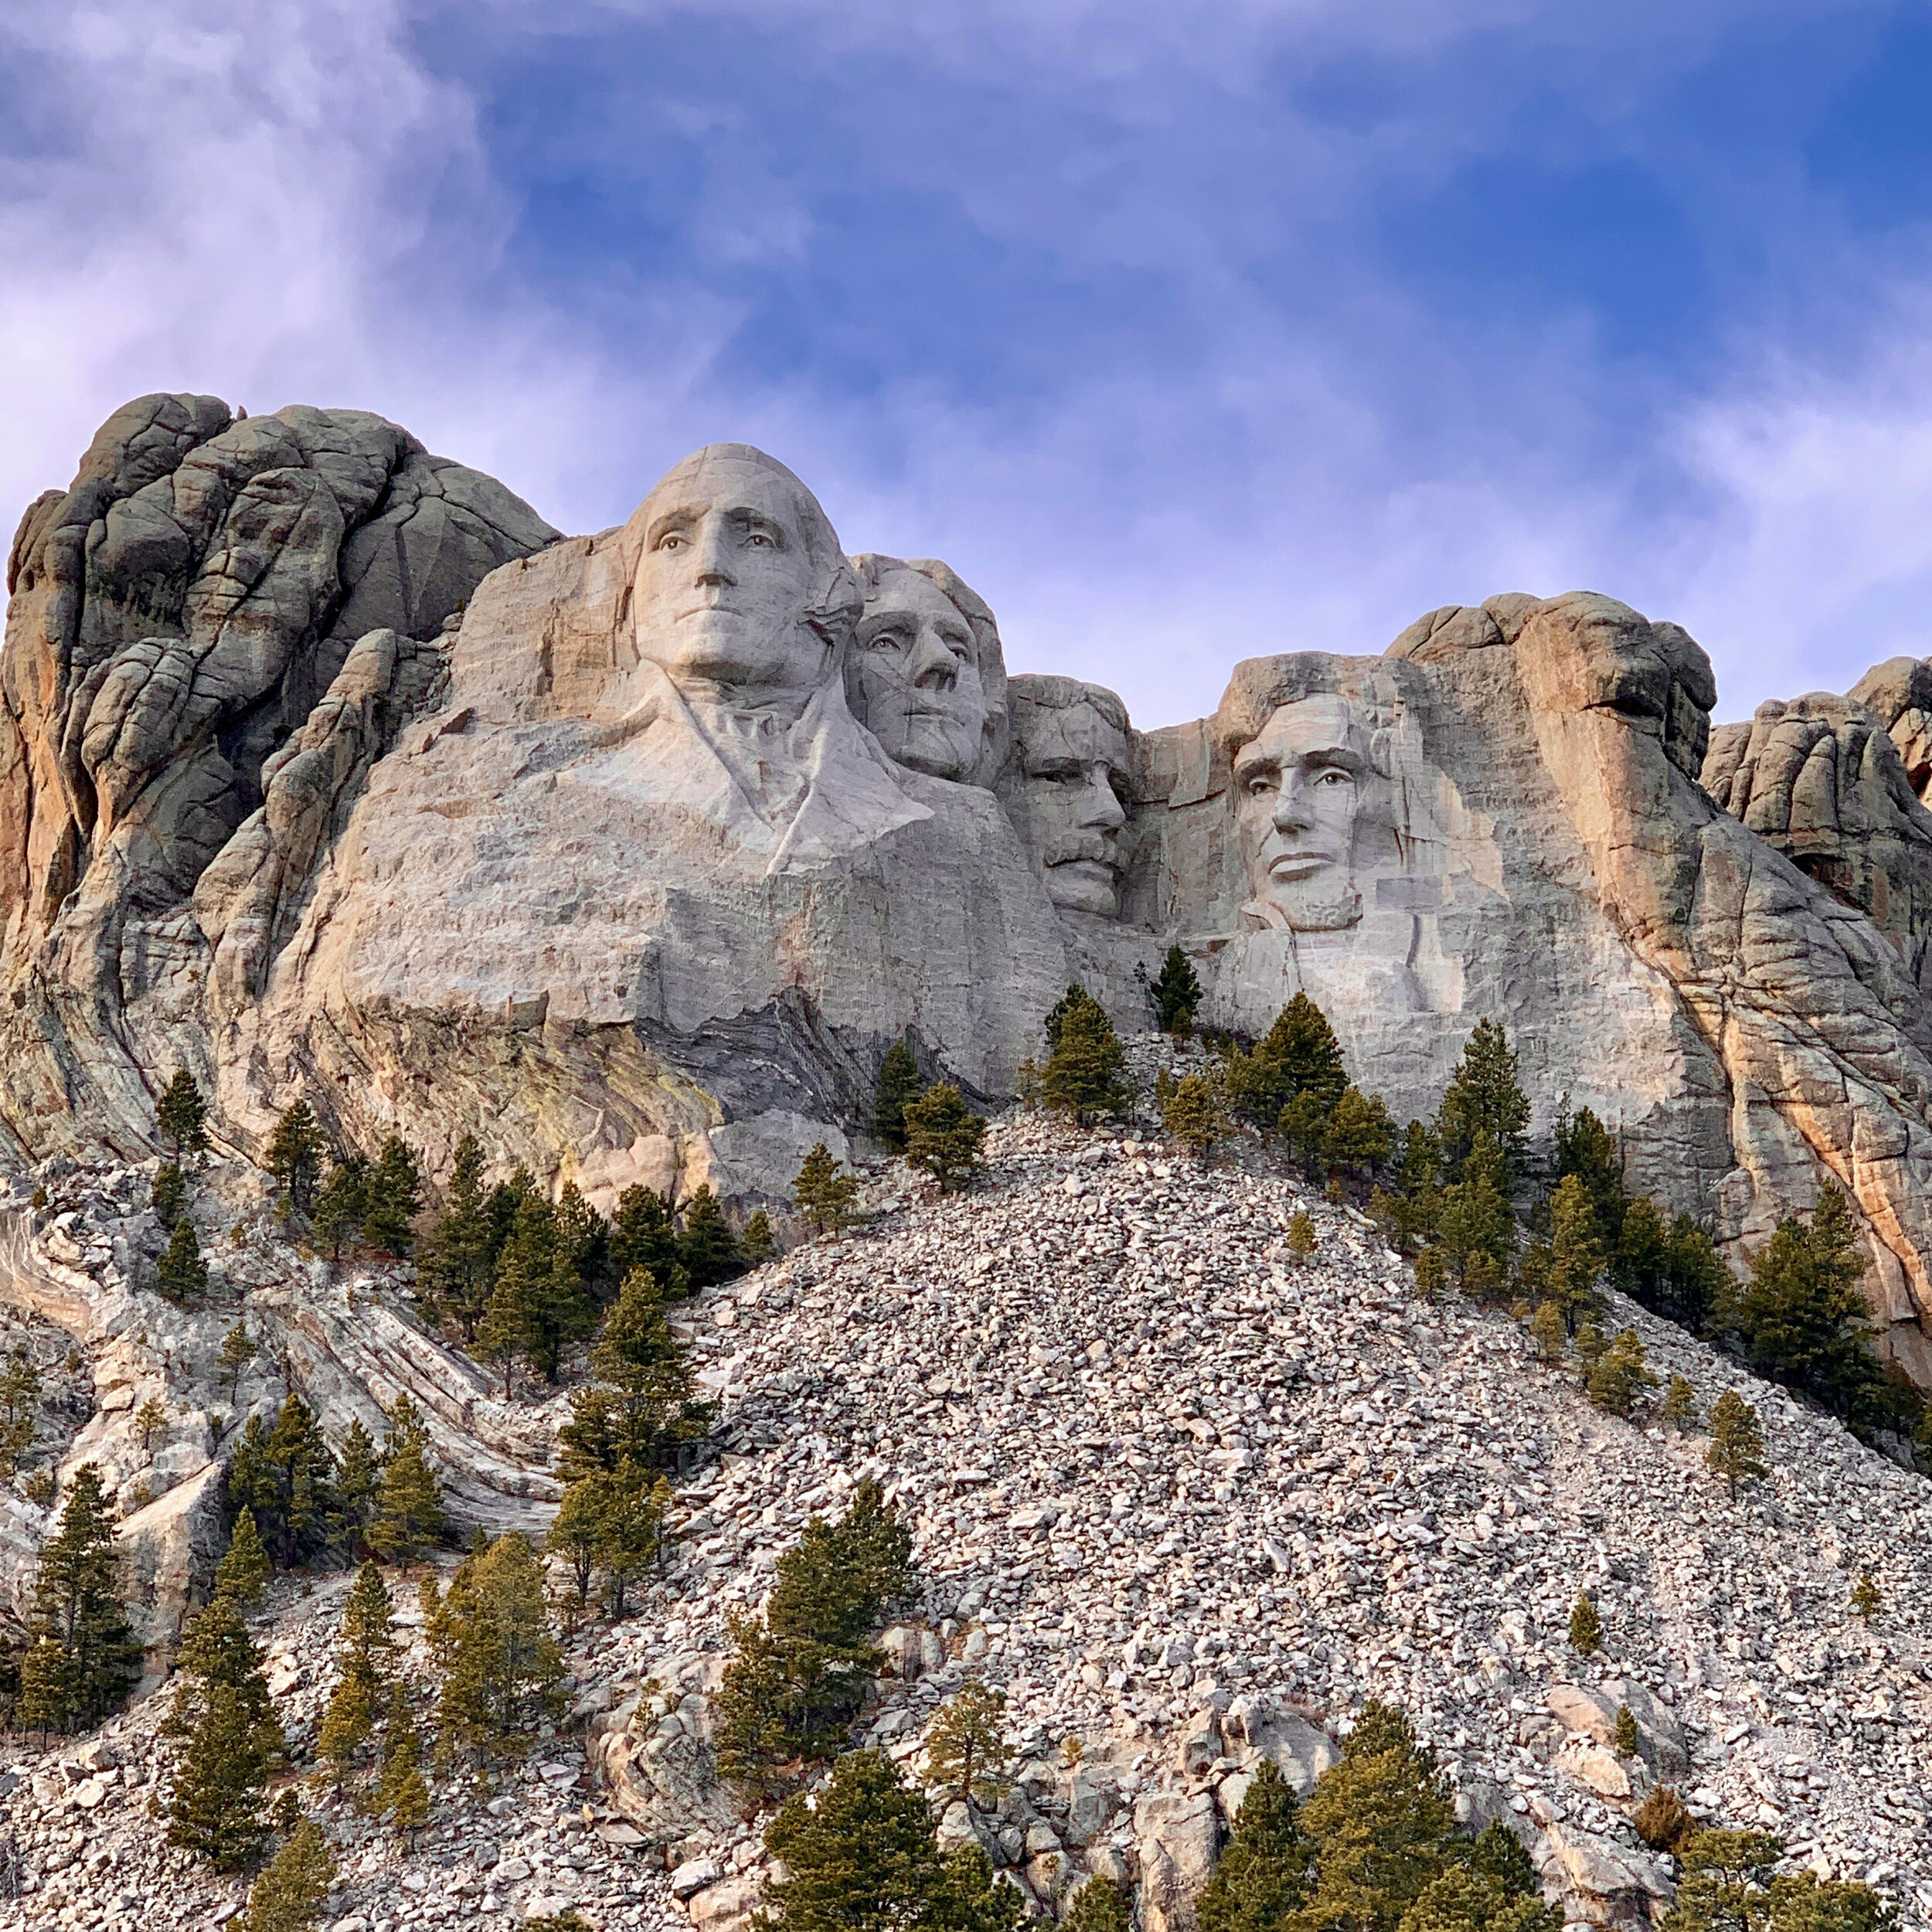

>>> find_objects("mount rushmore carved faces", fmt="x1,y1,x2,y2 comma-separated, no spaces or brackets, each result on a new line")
848,556,991,781
626,443,859,706
1233,693,1372,931
1001,675,1134,917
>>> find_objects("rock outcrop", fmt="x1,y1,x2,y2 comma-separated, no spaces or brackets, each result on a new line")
18,400,1932,1368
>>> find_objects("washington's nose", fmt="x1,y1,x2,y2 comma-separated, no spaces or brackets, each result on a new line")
1080,766,1127,830
910,625,959,693
692,518,738,587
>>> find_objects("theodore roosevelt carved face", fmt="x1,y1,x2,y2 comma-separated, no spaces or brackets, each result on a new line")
1002,676,1133,917
628,444,856,702
849,559,989,781
1233,693,1370,931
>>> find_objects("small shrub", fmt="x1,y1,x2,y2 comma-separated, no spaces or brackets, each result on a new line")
1568,1591,1602,1657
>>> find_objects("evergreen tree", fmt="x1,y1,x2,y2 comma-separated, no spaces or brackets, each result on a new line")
1430,1132,1514,1299
15,1464,138,1733
1852,1575,1883,1621
1196,1759,1311,1932
547,1473,609,1614
1295,1704,1462,1930
760,1747,942,1932
1706,1391,1768,1500
679,1185,743,1285
1063,1879,1132,1932
1469,1818,1540,1900
556,1181,611,1291
1230,993,1347,1134
1587,1329,1658,1419
226,1396,340,1568
153,1161,188,1230
903,1084,988,1192
1160,1070,1228,1162
1633,1787,1696,1856
1396,1869,1560,1932
1617,1198,1730,1334
377,1682,431,1838
334,1418,381,1546
318,1561,395,1787
1039,986,1131,1124
1321,1087,1395,1196
243,1815,335,1932
158,1067,211,1163
1661,1375,1699,1432
741,1210,778,1265
1374,1121,1442,1253
134,1394,170,1457
0,1344,39,1475
595,1461,671,1619
1529,1301,1567,1365
1279,1087,1333,1179
361,1137,422,1257
1614,1706,1641,1756
794,1144,861,1235
1435,1020,1529,1189
368,1396,447,1566
419,1136,498,1337
923,1679,1012,1814
557,1267,700,1479
265,1101,328,1213
218,1322,256,1403
311,1155,369,1261
874,1036,927,1152
1540,1175,1605,1333
1148,944,1204,1035
166,1681,278,1871
158,1217,209,1302
1661,1829,1896,1932
1286,1210,1317,1258
1553,1105,1625,1248
218,1508,272,1609
1568,1592,1602,1656
610,1185,688,1294
474,1179,596,1386
1736,1187,1886,1421
429,1533,565,1771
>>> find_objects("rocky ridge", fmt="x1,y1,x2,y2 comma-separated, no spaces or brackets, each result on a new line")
0,1090,1927,1929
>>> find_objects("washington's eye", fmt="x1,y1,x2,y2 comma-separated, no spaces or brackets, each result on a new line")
745,531,774,548
655,532,685,552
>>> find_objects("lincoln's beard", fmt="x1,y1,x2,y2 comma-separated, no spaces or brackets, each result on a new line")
1262,871,1362,932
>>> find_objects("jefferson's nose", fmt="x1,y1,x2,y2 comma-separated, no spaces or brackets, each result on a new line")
910,625,959,693
1079,766,1127,830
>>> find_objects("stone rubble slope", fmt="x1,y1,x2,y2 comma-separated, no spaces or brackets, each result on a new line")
2,1110,1931,1930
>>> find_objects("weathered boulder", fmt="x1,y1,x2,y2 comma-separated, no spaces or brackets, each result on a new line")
1133,1788,1219,1932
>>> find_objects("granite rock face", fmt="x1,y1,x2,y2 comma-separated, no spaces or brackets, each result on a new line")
15,401,1932,1366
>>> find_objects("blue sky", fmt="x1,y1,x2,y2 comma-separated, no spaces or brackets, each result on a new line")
5,0,1932,727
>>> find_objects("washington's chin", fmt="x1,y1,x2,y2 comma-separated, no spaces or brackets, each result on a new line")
1045,858,1121,918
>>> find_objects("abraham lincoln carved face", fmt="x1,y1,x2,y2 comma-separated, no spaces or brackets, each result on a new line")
1233,694,1371,931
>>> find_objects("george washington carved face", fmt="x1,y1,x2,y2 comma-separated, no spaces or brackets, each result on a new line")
1233,694,1372,931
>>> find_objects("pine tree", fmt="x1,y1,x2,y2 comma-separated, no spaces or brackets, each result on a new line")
243,1814,335,1932
1321,1087,1395,1196
1196,1759,1311,1932
1148,944,1203,1036
923,1679,1012,1813
1661,1374,1699,1432
609,1185,687,1294
1296,1703,1462,1928
557,1267,699,1479
1615,1198,1730,1334
368,1396,446,1566
794,1143,860,1235
1230,993,1347,1134
1279,1087,1332,1177
1064,1878,1132,1932
1529,1301,1567,1365
1434,1131,1515,1298
361,1137,422,1257
134,1394,169,1458
1161,1070,1228,1162
226,1396,340,1569
218,1322,256,1403
1569,1592,1602,1656
741,1210,777,1265
1435,1020,1529,1189
874,1036,927,1152
418,1136,498,1337
158,1067,211,1163
1662,1829,1896,1932
1852,1575,1883,1622
1286,1210,1317,1258
760,1749,943,1932
596,1461,670,1619
157,1218,209,1302
1736,1186,1886,1421
219,1509,272,1609
903,1084,987,1192
679,1185,743,1285
1614,1705,1641,1757
555,1181,611,1290
1469,1818,1540,1900
1553,1104,1625,1249
334,1418,381,1546
1375,1120,1443,1253
166,1680,278,1871
1572,1321,1608,1375
1039,986,1131,1124
430,1533,565,1771
547,1473,609,1614
0,1344,39,1475
1587,1328,1658,1418
474,1179,595,1386
1542,1175,1605,1333
311,1155,369,1262
15,1464,139,1733
377,1682,431,1837
1633,1787,1697,1855
266,1101,328,1213
153,1161,188,1230
318,1561,396,1787
1397,1869,1560,1932
1706,1390,1769,1500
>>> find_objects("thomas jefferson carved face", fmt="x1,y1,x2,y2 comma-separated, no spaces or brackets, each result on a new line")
1005,686,1132,917
630,447,847,701
1234,694,1369,931
850,566,988,781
